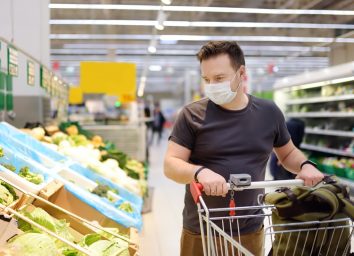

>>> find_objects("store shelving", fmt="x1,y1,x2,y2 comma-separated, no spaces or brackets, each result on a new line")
287,112,354,118
286,94,354,105
274,61,354,180
305,128,354,138
301,143,354,158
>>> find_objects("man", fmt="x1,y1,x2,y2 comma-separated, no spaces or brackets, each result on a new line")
164,41,324,256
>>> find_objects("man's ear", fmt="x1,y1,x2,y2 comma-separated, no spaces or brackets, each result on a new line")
239,65,246,79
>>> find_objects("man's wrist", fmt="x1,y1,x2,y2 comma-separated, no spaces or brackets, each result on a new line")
300,160,318,170
194,166,207,182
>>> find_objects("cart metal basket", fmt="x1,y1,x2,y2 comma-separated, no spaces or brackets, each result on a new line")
190,175,354,256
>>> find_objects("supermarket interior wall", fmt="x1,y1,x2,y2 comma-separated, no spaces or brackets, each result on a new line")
0,0,49,97
0,0,50,66
0,0,50,127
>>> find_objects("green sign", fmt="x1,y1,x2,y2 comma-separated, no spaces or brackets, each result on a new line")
8,47,18,77
27,60,35,86
40,66,51,89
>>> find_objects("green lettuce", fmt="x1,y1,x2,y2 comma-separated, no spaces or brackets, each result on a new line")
8,232,59,256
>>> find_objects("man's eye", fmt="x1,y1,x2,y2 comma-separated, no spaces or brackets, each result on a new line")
204,79,210,83
216,77,223,81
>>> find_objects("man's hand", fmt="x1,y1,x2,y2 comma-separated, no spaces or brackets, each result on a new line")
295,165,324,186
197,168,228,197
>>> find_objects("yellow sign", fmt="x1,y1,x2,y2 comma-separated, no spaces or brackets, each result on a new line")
69,86,83,104
80,62,136,102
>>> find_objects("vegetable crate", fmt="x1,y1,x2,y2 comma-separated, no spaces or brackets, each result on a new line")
0,176,139,256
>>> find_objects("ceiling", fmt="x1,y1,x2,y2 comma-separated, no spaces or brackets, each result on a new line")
49,0,354,98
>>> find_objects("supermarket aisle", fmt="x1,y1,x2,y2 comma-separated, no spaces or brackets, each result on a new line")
140,133,185,256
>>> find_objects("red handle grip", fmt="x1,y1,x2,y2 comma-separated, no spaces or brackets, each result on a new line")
190,181,203,204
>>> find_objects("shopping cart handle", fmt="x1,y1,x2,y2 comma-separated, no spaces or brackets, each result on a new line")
190,181,203,204
190,178,305,203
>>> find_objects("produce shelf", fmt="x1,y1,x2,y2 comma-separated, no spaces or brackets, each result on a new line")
301,143,354,158
287,112,354,118
305,128,354,138
287,94,354,105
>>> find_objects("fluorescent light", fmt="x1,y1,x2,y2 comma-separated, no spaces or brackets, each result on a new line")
61,43,329,52
50,19,354,29
290,76,354,91
50,34,354,43
148,46,156,53
149,65,162,71
49,4,354,16
50,19,156,26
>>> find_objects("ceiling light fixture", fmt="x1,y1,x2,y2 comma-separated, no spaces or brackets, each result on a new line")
149,65,162,71
161,0,172,5
49,19,354,30
48,4,354,16
148,46,157,53
49,34,354,43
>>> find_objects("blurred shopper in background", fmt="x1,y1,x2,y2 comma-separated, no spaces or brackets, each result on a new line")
152,102,166,145
270,118,306,180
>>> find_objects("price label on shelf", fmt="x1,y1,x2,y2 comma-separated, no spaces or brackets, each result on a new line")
8,47,18,77
27,60,35,86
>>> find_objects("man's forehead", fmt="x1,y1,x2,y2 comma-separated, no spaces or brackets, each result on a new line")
201,71,228,78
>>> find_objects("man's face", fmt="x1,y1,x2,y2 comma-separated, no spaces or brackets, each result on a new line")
201,54,244,92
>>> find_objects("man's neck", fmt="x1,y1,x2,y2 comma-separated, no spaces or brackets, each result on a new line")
221,93,249,111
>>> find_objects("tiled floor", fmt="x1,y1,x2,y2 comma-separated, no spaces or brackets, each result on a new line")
139,137,184,256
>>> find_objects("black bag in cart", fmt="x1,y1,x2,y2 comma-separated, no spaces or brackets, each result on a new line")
264,176,354,256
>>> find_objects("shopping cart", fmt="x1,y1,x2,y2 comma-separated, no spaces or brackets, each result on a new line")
190,174,354,256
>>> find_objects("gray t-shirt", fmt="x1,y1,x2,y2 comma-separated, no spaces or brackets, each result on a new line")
169,95,291,235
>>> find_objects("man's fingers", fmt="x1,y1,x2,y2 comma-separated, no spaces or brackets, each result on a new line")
204,184,211,196
222,183,229,196
215,183,223,196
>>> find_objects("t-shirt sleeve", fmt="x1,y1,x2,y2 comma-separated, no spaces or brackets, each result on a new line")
168,108,195,150
273,104,291,147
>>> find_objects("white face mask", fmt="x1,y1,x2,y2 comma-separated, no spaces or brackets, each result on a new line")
204,73,242,105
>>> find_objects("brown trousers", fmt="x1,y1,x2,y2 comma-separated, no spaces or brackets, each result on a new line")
180,227,264,256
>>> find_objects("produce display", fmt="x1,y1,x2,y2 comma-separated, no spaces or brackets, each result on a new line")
0,146,44,185
23,123,147,196
309,156,354,179
4,206,130,256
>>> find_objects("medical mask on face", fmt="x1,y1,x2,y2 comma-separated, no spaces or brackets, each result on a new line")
204,72,242,105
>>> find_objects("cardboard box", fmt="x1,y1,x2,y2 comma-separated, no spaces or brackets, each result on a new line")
38,180,139,255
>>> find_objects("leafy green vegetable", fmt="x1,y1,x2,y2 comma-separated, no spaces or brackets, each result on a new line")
1,163,16,172
19,207,74,243
8,233,59,256
61,248,79,256
92,184,110,198
1,182,18,200
91,184,118,201
88,240,129,256
118,202,134,214
19,166,44,185
81,233,102,247
0,183,15,206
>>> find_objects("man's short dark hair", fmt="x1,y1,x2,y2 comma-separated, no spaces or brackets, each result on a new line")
196,41,246,71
